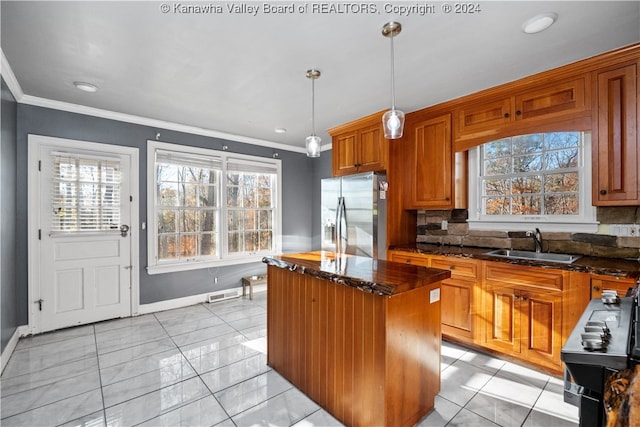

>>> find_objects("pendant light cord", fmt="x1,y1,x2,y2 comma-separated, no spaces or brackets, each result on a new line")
311,76,316,136
390,35,396,110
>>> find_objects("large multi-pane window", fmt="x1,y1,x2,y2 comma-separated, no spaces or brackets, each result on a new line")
468,131,596,231
148,142,280,273
480,132,581,216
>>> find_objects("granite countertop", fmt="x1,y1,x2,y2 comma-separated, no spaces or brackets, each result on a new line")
262,251,451,296
390,244,640,280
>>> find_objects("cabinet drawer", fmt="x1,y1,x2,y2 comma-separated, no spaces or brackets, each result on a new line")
431,257,479,279
388,251,429,267
485,262,564,291
591,276,636,298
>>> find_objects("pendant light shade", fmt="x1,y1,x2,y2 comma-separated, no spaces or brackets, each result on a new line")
305,69,321,158
381,21,405,139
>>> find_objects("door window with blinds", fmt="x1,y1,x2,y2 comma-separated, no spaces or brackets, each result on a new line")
51,153,122,233
148,141,281,273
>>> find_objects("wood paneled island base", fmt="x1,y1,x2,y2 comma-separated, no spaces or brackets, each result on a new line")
263,252,450,427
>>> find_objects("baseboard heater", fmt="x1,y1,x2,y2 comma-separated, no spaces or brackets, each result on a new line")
207,289,241,303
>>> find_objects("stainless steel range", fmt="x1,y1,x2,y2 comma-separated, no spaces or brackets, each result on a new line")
561,289,638,427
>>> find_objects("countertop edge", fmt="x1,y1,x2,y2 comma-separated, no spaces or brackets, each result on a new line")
262,254,451,296
389,244,640,279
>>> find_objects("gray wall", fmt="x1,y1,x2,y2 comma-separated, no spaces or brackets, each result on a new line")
14,104,317,325
1,78,18,352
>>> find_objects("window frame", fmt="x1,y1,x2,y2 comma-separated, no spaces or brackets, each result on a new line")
147,141,282,274
467,132,598,233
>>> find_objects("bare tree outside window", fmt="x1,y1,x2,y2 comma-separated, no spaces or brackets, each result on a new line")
481,132,581,216
156,161,218,262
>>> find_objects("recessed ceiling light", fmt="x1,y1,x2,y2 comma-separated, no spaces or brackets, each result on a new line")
274,127,287,134
73,81,99,93
522,12,558,34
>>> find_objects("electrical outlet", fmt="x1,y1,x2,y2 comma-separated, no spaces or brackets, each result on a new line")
441,220,448,230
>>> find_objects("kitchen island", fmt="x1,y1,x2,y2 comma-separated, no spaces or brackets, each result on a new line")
262,251,451,427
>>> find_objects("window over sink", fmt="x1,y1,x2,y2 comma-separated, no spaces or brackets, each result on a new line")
467,132,597,232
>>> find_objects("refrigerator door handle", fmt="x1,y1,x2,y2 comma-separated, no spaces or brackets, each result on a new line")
336,197,347,255
335,198,341,254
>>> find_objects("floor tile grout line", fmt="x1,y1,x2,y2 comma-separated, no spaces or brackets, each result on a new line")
518,376,552,427
92,324,109,427
153,308,239,425
0,326,103,426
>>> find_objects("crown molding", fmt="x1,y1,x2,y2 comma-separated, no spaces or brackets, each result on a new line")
20,94,307,154
1,48,307,154
1,49,25,101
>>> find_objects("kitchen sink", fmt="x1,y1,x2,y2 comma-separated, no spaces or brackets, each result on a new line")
484,249,582,264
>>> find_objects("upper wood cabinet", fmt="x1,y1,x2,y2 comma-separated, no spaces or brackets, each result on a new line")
405,113,454,209
329,113,387,177
592,60,639,205
455,76,590,144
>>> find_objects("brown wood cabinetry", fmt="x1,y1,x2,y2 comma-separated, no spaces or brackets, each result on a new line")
388,251,480,342
592,60,640,205
590,275,637,298
388,252,594,373
431,256,481,342
483,262,565,371
388,250,430,266
266,260,444,427
404,113,454,209
329,113,387,177
455,76,590,145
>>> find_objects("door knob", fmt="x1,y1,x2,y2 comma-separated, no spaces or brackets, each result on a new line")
120,224,130,237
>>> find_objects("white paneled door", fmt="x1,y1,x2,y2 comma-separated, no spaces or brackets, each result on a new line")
29,135,139,333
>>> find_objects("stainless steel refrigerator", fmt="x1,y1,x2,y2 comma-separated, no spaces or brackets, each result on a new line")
321,172,388,259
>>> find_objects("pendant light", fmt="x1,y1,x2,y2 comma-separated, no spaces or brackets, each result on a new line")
381,21,405,139
305,69,321,158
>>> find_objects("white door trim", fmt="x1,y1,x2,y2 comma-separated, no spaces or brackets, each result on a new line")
27,134,140,334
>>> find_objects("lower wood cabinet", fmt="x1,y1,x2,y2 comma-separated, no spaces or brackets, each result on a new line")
389,251,480,343
389,251,593,374
590,274,637,298
484,283,562,371
431,256,481,342
482,262,566,372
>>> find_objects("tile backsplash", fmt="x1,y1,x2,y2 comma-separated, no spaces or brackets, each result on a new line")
416,207,640,259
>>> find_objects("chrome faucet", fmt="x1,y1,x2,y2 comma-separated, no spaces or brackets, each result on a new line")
528,228,543,253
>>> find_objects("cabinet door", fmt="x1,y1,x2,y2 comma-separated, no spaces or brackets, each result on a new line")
514,77,588,122
440,278,475,341
520,290,562,370
408,114,454,209
455,98,511,140
357,124,386,172
332,131,359,176
431,257,479,341
484,284,519,354
593,62,639,204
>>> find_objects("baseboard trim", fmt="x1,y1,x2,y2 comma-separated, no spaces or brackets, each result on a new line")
137,286,244,315
1,325,28,375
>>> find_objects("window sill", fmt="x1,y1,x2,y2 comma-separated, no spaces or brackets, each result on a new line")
146,254,269,275
467,219,599,233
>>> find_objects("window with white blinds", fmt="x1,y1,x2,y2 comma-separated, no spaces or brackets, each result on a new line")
148,141,282,273
51,153,121,232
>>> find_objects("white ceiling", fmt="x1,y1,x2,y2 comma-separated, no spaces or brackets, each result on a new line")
2,1,639,152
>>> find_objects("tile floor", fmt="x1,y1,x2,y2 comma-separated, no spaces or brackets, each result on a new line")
0,292,579,426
